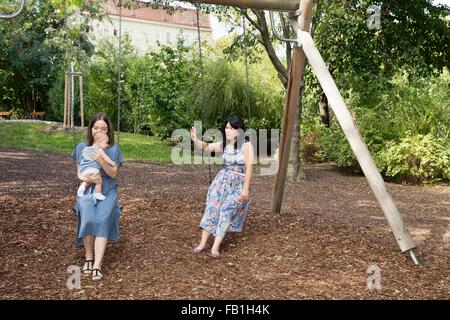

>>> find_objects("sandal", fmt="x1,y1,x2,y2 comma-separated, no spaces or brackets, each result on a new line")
193,246,205,254
82,260,94,274
210,252,220,259
92,268,104,281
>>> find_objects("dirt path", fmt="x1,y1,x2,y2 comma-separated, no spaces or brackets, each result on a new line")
0,147,449,299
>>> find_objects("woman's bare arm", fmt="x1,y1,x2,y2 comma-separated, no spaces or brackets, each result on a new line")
191,127,222,153
98,148,116,167
240,142,254,203
100,161,118,179
205,141,223,153
88,150,119,179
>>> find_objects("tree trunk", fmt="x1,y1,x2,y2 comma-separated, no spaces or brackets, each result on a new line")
286,0,320,182
243,9,307,181
318,89,330,127
280,12,292,68
318,63,333,127
287,80,306,181
248,9,288,86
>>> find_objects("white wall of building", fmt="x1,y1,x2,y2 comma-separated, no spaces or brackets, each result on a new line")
89,16,212,54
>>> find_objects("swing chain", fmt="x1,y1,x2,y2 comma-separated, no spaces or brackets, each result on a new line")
196,5,212,184
241,11,251,127
63,0,77,154
116,0,122,151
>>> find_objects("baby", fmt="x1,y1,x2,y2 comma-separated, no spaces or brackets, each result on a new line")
77,132,116,200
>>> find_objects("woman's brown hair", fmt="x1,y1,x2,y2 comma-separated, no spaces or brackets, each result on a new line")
87,112,114,146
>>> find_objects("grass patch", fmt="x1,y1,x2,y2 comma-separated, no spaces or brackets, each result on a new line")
0,123,173,163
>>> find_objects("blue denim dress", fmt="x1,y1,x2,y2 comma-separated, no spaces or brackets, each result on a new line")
72,142,124,246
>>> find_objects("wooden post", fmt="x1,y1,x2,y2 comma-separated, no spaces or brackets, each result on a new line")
271,0,315,213
63,72,69,128
63,71,84,129
298,30,416,253
79,74,84,128
70,64,74,128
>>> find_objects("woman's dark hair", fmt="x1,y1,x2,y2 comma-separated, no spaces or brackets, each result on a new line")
227,115,246,132
223,115,249,150
87,112,114,146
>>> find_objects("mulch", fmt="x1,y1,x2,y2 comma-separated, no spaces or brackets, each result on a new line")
0,146,449,299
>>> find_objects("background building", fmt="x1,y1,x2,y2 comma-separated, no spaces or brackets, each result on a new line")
89,0,212,53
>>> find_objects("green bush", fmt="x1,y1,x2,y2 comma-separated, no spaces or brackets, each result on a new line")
185,56,283,132
377,134,450,183
303,68,450,182
316,126,358,170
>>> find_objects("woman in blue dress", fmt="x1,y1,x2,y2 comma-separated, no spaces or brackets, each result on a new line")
191,115,254,258
72,112,124,280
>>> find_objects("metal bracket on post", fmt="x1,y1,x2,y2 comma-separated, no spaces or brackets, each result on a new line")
269,10,300,45
289,10,302,48
408,249,420,266
288,10,301,29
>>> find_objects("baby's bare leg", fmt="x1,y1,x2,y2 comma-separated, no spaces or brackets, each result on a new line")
78,181,91,197
93,182,105,200
83,181,91,188
94,182,102,194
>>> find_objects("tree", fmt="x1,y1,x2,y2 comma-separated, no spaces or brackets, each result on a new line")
76,0,450,178
313,0,449,79
0,0,65,114
304,0,449,139
0,0,97,117
140,0,306,180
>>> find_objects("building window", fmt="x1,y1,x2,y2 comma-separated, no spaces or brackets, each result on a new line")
185,35,190,46
156,32,160,42
113,28,117,36
166,32,171,43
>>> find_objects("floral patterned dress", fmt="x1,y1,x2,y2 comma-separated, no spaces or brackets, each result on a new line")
199,143,250,238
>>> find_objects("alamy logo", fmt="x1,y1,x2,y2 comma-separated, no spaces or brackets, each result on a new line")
366,264,381,290
170,121,280,175
367,5,382,30
66,265,81,290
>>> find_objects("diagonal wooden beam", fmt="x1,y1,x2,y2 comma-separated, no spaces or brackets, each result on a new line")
298,30,417,258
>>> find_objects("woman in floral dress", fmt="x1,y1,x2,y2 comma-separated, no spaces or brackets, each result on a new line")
190,115,254,258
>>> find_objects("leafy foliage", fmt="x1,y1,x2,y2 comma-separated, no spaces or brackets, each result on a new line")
309,70,449,182
378,133,450,183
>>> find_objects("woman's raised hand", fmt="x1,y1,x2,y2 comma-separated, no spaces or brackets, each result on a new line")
89,150,104,166
190,127,197,142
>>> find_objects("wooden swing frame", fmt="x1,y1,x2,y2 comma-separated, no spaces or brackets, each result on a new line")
9,0,418,263
183,0,419,264
63,71,84,129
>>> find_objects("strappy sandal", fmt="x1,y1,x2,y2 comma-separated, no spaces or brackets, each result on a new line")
92,268,104,281
193,246,206,254
210,252,220,259
82,260,94,274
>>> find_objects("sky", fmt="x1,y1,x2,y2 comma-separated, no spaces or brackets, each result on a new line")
435,0,450,5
